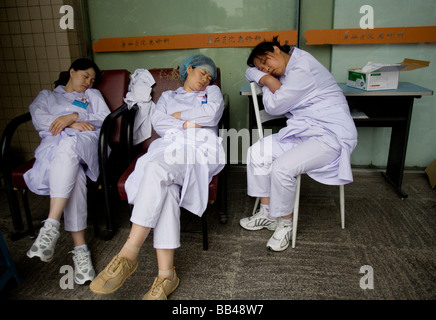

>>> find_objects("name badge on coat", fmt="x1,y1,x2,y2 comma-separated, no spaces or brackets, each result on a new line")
197,93,208,104
72,100,88,109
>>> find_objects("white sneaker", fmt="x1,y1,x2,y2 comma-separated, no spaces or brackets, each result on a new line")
27,222,60,262
239,207,277,231
71,248,96,285
266,220,292,252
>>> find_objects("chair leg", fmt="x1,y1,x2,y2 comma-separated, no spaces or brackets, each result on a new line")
218,168,228,224
202,212,208,251
20,189,35,238
101,184,116,240
339,185,345,229
292,175,302,249
252,197,260,216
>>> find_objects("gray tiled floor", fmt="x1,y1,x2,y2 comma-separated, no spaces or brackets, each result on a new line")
1,167,435,301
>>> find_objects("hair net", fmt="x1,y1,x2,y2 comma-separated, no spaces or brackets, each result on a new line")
179,54,217,83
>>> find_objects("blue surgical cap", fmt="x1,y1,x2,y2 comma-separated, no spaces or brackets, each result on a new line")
179,54,217,83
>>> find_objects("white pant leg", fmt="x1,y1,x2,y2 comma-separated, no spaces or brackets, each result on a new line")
130,156,185,228
152,184,181,249
63,167,87,232
269,137,340,217
49,137,88,232
247,134,281,198
49,137,81,198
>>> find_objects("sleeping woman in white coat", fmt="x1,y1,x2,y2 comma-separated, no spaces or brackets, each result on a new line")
90,54,225,300
25,58,110,284
239,37,358,252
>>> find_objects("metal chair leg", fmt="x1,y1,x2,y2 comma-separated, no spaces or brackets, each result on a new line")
292,175,302,249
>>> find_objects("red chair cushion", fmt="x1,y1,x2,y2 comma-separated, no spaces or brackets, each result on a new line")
117,154,141,201
97,70,129,112
11,159,35,189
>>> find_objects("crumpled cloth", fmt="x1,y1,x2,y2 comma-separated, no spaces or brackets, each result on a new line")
124,69,155,145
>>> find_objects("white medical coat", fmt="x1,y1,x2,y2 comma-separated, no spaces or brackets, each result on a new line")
124,85,226,217
24,86,110,195
249,47,358,185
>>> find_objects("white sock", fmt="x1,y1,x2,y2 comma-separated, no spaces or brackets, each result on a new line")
281,217,293,226
45,218,60,230
74,244,88,251
260,203,270,217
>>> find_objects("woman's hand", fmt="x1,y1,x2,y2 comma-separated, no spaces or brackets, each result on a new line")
245,67,268,84
69,122,95,132
245,67,282,93
171,112,182,119
49,113,79,136
183,121,203,129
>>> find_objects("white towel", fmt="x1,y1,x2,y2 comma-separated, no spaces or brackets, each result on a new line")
124,69,156,145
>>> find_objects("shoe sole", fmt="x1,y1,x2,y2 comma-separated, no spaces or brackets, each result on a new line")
75,276,95,285
266,235,291,252
267,244,290,252
27,250,53,263
143,277,180,300
90,263,138,295
239,221,277,231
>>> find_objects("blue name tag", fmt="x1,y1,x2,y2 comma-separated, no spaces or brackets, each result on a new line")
72,100,88,109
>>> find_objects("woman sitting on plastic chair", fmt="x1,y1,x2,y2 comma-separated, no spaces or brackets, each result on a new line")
90,54,225,299
239,37,358,251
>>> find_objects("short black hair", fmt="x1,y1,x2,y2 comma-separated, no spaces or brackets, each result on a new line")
54,58,102,88
247,36,291,67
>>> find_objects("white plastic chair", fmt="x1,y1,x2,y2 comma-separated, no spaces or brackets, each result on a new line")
249,82,345,248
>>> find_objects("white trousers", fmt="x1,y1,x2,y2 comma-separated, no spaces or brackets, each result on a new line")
49,137,87,232
247,135,340,218
130,155,185,249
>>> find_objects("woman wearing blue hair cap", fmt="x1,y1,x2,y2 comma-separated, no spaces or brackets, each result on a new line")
91,54,225,300
179,54,217,83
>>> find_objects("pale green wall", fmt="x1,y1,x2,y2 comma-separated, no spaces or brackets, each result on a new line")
331,0,436,168
87,0,435,168
299,0,334,69
87,0,298,133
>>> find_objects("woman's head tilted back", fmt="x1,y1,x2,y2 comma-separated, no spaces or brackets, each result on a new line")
179,54,217,83
55,58,102,90
179,54,217,92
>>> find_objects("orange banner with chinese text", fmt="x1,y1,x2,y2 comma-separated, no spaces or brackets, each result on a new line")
92,31,298,53
305,26,436,45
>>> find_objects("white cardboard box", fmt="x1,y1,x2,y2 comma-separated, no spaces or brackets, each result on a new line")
346,64,405,91
346,59,430,91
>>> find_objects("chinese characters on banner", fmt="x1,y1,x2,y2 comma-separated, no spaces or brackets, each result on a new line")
92,31,298,52
93,27,435,52
305,26,436,45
